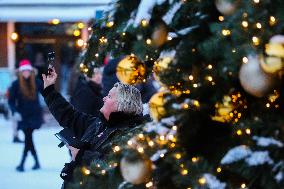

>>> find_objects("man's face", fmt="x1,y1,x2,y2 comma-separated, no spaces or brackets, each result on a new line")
100,87,118,119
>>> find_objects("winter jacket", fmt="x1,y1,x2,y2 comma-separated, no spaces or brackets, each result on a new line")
102,57,157,103
8,79,44,130
41,85,144,183
70,76,103,117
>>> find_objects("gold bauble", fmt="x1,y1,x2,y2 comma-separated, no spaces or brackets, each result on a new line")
120,156,152,185
215,0,238,15
153,57,172,85
116,55,146,85
239,55,276,97
149,91,168,121
151,23,168,47
211,95,234,123
259,38,284,75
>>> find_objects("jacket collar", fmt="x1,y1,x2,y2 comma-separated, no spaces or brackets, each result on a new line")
102,111,144,128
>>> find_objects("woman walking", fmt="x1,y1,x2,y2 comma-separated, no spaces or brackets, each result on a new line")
8,59,44,172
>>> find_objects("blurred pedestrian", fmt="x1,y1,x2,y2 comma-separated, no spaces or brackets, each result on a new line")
70,67,103,116
8,59,44,172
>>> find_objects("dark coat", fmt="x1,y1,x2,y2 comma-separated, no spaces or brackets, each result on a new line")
8,78,44,130
70,76,103,117
41,85,144,183
102,57,156,103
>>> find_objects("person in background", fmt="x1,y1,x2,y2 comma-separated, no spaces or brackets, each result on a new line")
70,67,103,116
8,59,44,172
102,57,156,103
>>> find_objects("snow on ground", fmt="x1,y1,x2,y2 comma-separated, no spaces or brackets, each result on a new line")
0,113,70,189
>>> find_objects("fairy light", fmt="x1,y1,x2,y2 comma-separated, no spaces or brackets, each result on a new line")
237,130,242,136
172,126,177,130
113,146,120,152
219,16,224,22
146,181,153,188
122,32,126,36
170,143,176,148
137,147,144,153
198,177,206,185
208,64,213,69
73,30,81,37
167,36,172,40
266,103,270,108
181,169,188,175
241,183,246,188
11,32,19,42
141,19,148,27
183,104,189,109
95,53,99,57
82,167,91,175
88,27,92,31
96,164,101,168
192,157,198,163
193,84,198,88
160,153,165,158
76,39,84,47
245,128,251,135
80,63,84,68
175,153,182,159
127,140,133,146
253,0,260,3
207,76,213,81
189,75,194,81
77,22,85,29
269,16,276,25
106,21,114,27
101,170,106,175
51,18,60,25
222,29,231,36
146,39,152,45
256,23,262,29
138,133,144,139
160,135,165,141
148,140,154,147
242,57,248,63
193,100,200,107
217,167,222,173
99,37,108,44
242,21,249,28
232,49,236,53
252,36,260,45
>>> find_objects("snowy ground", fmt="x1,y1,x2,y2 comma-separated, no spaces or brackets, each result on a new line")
0,113,70,189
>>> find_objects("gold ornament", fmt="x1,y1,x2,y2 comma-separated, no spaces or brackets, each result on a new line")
211,95,234,123
260,36,284,75
120,155,152,185
151,23,168,47
116,55,146,85
153,57,172,86
215,0,238,15
239,55,276,97
149,91,168,121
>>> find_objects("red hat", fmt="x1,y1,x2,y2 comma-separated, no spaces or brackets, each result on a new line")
19,59,33,71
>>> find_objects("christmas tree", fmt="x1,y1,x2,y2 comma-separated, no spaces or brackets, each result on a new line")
73,0,284,188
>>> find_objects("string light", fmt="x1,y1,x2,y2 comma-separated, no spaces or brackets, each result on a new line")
160,135,165,141
217,167,222,173
146,39,152,45
88,27,92,31
146,181,153,188
77,22,85,29
95,53,99,57
198,177,206,185
101,170,106,175
82,167,91,175
170,143,176,148
148,141,154,147
138,133,144,139
10,32,19,42
113,146,120,152
189,75,194,81
193,84,198,88
192,157,198,163
175,153,182,159
237,130,243,136
242,57,248,63
141,19,148,27
181,169,188,175
207,76,213,81
51,18,60,25
245,128,251,135
167,36,173,40
160,153,165,158
73,30,81,37
172,126,177,130
242,21,249,28
127,140,133,146
137,147,144,153
253,0,260,3
269,16,276,25
99,37,108,44
241,183,246,188
76,39,84,47
252,36,260,45
106,21,114,27
222,29,231,36
218,16,224,22
266,103,270,108
208,64,213,69
256,23,262,29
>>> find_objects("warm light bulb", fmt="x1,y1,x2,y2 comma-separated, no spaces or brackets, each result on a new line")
237,130,242,136
127,140,133,145
269,16,276,25
253,0,260,3
77,22,85,29
208,64,213,69
219,16,224,22
242,57,248,63
256,23,262,29
141,19,148,27
106,21,114,28
11,32,19,42
222,29,231,36
242,21,248,28
148,141,154,147
76,39,84,47
172,126,177,130
241,183,246,188
73,30,81,37
245,128,251,135
252,36,260,45
207,76,213,81
146,181,153,188
181,169,188,175
113,146,120,152
175,153,182,159
193,84,198,88
167,36,172,40
189,75,194,81
217,167,222,173
146,39,152,45
266,103,270,108
137,147,144,153
51,19,60,25
198,177,206,185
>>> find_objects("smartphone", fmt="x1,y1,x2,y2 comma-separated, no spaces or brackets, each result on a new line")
47,51,55,75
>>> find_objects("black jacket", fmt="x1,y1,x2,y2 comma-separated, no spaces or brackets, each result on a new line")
41,85,144,180
70,77,103,117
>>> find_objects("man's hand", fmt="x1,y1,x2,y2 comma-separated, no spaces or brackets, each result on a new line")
66,145,80,161
42,67,57,89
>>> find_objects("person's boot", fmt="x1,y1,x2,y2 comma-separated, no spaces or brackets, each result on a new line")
16,151,27,172
13,136,24,143
32,151,40,170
